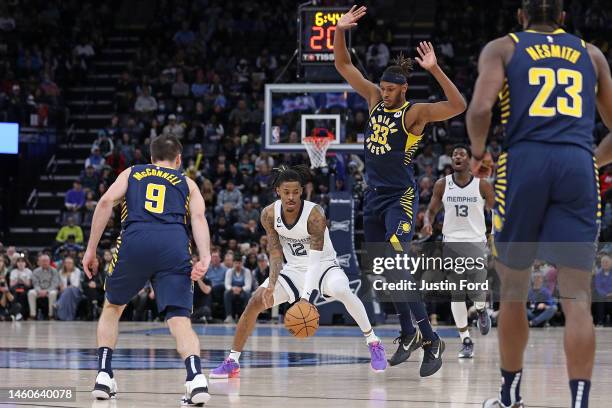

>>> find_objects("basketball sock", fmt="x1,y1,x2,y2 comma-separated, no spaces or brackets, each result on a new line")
499,368,522,406
409,301,436,341
451,302,469,339
569,379,591,408
474,301,486,311
393,300,416,335
459,327,470,341
363,329,380,344
185,355,202,381
229,350,241,362
97,347,113,378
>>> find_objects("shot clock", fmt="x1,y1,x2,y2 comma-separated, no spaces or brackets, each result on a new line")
299,7,351,65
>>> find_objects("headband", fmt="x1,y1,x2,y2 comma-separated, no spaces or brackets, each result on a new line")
380,71,407,84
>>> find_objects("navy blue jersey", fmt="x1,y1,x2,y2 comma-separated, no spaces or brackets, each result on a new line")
121,164,190,229
501,29,597,152
364,101,423,190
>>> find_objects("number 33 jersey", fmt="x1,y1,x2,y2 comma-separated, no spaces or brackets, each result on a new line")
364,101,423,190
122,164,190,230
273,200,337,270
502,29,596,152
441,175,486,242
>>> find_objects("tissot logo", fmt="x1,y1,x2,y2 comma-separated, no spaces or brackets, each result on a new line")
330,220,350,232
337,253,351,267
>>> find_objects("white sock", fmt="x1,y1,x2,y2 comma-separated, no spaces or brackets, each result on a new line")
459,328,470,341
451,301,469,329
474,301,486,311
229,350,241,362
364,329,380,344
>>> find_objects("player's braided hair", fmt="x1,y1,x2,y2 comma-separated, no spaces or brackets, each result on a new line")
522,0,563,28
271,164,312,188
382,52,413,81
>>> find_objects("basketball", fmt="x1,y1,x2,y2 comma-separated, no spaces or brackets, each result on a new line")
284,301,320,338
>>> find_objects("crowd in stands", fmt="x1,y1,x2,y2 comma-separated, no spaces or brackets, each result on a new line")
2,0,612,326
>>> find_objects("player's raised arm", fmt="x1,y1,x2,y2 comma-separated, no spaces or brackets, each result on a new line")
466,38,510,158
260,205,283,307
187,178,212,279
422,178,446,237
82,168,130,278
411,42,467,124
334,6,381,109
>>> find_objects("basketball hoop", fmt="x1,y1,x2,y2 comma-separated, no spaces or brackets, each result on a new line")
303,136,333,168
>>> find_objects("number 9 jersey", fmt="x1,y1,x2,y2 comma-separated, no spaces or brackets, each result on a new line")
122,164,190,230
502,29,596,152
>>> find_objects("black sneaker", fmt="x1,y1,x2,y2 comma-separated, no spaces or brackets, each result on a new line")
419,334,445,377
477,309,491,335
388,329,423,366
458,337,474,359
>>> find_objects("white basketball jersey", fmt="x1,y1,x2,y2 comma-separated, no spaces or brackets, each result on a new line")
273,200,337,270
441,175,486,242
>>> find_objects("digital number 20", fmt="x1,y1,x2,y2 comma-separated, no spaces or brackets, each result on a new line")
528,67,582,118
288,243,307,257
145,183,166,214
310,26,336,51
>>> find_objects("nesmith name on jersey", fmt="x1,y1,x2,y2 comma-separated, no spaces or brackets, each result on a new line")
446,196,478,203
525,44,581,64
132,168,182,185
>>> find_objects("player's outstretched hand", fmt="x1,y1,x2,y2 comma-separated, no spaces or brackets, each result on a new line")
191,260,208,281
421,223,433,237
261,286,275,309
337,5,367,31
415,41,437,71
470,152,494,179
82,249,97,279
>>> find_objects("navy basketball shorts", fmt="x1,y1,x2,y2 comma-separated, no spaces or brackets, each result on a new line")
492,142,600,271
105,224,193,317
363,185,420,248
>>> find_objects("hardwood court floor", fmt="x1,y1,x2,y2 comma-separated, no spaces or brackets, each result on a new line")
1,322,611,407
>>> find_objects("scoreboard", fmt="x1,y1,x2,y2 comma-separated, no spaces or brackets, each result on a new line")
299,7,351,65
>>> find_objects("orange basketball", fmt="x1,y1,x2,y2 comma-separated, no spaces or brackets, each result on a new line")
284,301,320,338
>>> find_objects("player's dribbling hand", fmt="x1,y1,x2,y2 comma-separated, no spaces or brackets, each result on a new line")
337,5,367,30
82,249,96,279
415,41,437,71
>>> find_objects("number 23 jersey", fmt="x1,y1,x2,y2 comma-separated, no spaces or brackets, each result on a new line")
502,29,596,152
273,199,337,270
122,164,190,230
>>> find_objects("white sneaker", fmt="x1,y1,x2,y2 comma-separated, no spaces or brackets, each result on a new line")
224,316,234,324
92,371,117,400
183,374,210,405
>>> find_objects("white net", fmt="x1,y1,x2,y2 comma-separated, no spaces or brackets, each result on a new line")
303,137,332,168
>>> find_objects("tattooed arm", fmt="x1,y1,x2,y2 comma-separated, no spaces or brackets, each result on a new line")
260,205,283,307
300,205,327,301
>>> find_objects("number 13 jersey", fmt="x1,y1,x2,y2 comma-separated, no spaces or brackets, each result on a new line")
502,29,596,152
441,175,485,242
273,200,337,270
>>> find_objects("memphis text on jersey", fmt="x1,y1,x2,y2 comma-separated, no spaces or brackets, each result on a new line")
132,167,183,185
